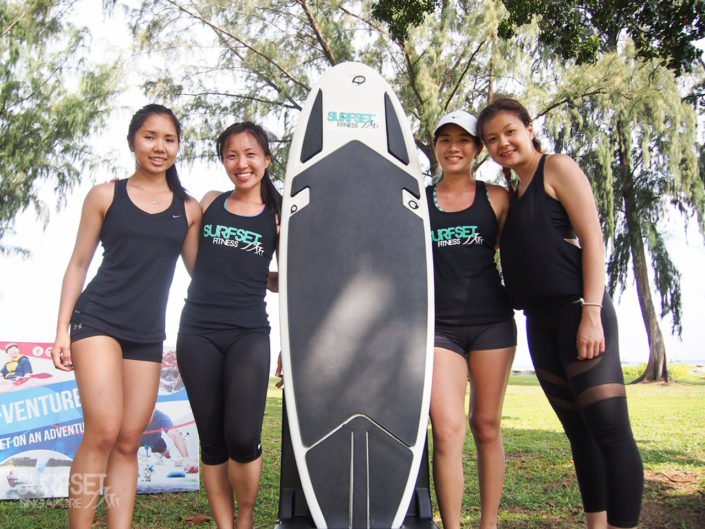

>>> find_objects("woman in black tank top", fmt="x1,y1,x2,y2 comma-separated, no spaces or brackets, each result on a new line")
51,105,201,527
176,122,281,529
477,98,643,529
428,111,516,529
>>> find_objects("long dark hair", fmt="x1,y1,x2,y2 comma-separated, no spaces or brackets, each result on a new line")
216,121,282,216
127,104,188,201
477,98,543,191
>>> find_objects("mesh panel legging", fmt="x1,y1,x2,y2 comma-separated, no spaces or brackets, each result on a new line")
176,328,270,464
526,294,643,528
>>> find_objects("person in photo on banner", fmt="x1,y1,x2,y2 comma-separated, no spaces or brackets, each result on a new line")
1,343,33,380
427,111,517,529
51,104,201,529
477,98,643,529
176,122,280,529
139,409,197,473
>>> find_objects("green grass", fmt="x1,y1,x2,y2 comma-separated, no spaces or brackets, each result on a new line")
1,376,703,528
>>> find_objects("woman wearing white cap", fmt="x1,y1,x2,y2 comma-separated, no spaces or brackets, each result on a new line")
428,110,516,529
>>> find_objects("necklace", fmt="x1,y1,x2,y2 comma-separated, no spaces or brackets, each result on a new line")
153,199,158,205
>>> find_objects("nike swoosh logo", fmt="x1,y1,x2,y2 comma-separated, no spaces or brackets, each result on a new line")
173,215,182,218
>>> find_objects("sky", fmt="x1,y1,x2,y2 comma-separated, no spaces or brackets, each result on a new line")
1,1,704,370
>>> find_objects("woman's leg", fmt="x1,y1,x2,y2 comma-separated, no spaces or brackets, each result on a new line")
430,347,470,529
557,298,642,528
467,346,515,529
104,357,161,529
68,336,124,529
527,299,642,529
202,462,235,528
229,456,264,529
177,333,234,528
222,331,270,529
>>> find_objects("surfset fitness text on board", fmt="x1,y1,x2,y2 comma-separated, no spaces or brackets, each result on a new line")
327,111,379,129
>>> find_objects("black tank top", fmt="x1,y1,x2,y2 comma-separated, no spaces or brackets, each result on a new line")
180,192,278,332
73,179,188,342
427,181,513,326
500,155,583,312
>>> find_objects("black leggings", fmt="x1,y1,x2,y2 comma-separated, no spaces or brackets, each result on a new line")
526,293,643,528
176,328,270,465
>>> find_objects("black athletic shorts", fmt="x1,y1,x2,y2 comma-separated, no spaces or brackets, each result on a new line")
434,318,517,358
70,321,163,363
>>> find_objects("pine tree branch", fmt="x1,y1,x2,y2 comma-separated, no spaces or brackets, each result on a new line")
535,89,606,120
2,12,24,38
297,0,337,66
179,91,300,110
443,41,485,111
163,0,310,91
339,5,394,41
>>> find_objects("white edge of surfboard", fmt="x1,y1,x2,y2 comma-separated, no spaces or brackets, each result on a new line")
279,61,435,529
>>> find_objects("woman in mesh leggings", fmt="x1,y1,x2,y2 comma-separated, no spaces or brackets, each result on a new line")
477,97,643,529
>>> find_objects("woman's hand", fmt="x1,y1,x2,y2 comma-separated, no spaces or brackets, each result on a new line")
275,351,283,388
51,330,74,371
267,271,279,293
576,306,605,360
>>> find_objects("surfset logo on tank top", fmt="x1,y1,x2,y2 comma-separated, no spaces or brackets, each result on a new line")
203,224,265,256
327,111,379,129
431,225,483,247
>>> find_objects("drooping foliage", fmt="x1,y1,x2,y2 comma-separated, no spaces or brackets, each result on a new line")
0,0,121,253
121,0,705,380
127,0,540,176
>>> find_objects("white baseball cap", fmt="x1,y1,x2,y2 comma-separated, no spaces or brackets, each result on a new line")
434,110,478,137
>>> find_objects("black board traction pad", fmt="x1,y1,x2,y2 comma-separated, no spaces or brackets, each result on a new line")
278,62,435,529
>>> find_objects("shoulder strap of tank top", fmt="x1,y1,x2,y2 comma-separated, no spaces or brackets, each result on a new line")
476,180,488,202
523,154,548,200
535,154,548,183
207,190,230,215
113,178,127,205
116,178,127,195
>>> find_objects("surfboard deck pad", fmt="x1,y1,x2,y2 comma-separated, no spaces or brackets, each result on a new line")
275,403,437,529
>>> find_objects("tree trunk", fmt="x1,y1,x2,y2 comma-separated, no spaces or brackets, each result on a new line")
621,172,672,383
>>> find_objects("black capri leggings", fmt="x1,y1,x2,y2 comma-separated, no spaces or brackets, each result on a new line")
176,327,270,465
526,293,643,528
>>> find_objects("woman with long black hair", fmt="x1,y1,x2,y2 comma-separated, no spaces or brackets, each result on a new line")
52,104,201,528
176,122,281,529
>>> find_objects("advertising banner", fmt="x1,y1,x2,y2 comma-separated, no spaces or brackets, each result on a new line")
0,342,199,500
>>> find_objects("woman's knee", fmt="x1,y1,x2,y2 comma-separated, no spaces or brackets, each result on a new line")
112,429,147,456
469,414,501,446
82,422,122,453
226,436,262,463
432,418,467,454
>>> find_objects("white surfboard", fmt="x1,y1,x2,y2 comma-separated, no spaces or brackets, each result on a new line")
279,61,434,529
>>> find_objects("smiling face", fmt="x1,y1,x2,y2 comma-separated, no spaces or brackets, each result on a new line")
481,111,536,169
433,124,482,178
129,113,180,177
221,131,271,192
6,345,20,360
